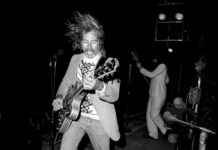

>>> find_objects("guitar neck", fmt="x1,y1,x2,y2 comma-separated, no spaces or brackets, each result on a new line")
73,84,84,96
66,82,84,102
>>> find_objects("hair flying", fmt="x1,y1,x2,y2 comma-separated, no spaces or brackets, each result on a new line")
66,11,104,51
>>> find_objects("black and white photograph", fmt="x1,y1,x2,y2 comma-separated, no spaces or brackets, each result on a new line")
1,0,217,150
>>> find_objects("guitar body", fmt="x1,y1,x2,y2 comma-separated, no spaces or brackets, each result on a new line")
57,82,87,133
63,85,87,121
58,117,72,133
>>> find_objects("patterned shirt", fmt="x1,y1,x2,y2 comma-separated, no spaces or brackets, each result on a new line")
76,54,101,120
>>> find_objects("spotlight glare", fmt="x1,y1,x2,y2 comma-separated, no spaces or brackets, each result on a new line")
175,13,184,20
158,13,166,21
168,48,173,53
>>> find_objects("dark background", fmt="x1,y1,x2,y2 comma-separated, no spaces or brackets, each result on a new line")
1,0,217,149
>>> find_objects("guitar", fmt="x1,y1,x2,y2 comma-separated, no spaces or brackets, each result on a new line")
56,57,119,134
186,56,206,121
130,50,149,84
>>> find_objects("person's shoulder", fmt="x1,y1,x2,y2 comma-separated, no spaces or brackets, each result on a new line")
159,63,167,68
68,53,83,65
70,53,83,60
155,63,167,72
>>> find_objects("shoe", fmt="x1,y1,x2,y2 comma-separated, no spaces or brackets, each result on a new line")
143,133,157,140
166,126,172,130
161,129,174,142
168,133,178,144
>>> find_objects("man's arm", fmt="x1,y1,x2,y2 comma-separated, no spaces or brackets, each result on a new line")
138,63,166,78
56,55,78,99
95,79,121,103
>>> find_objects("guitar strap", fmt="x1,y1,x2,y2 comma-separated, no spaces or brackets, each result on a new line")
95,54,107,70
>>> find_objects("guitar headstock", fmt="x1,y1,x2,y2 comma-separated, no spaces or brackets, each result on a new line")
130,50,139,63
94,57,119,79
194,54,207,73
195,60,206,73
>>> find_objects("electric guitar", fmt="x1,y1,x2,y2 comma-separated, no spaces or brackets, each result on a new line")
56,57,119,134
130,50,150,84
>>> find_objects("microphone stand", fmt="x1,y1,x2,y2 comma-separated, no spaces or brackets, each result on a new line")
165,113,216,150
179,120,215,150
125,63,132,132
49,55,57,150
169,117,215,135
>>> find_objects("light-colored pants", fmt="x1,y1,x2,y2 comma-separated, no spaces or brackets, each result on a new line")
146,96,166,139
60,115,110,150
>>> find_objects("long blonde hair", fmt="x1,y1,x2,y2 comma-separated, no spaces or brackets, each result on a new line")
66,11,105,56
